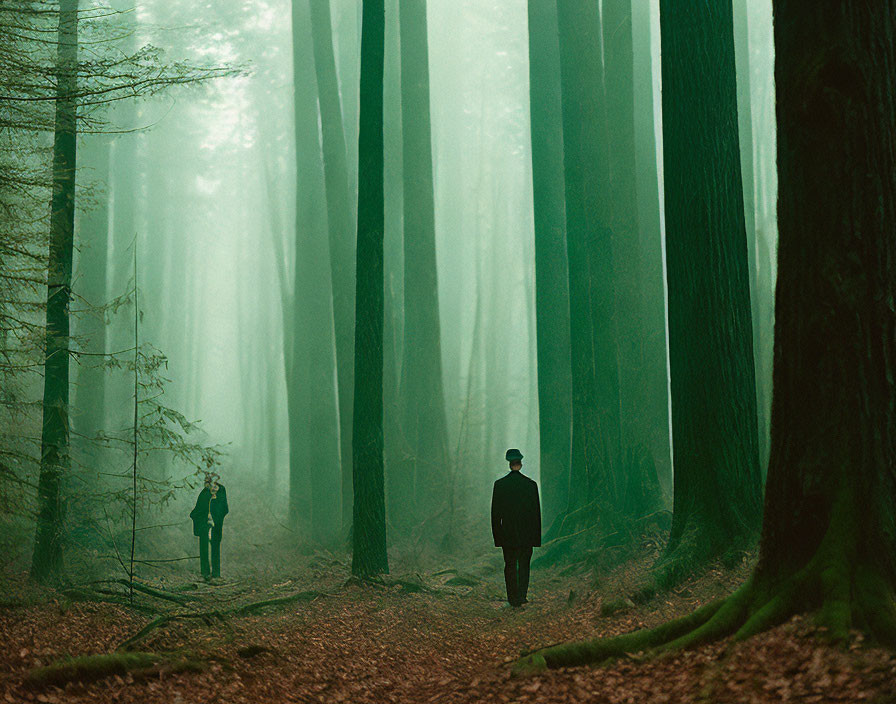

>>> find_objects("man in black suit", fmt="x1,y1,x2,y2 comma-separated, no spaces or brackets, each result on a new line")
491,449,541,608
190,473,229,581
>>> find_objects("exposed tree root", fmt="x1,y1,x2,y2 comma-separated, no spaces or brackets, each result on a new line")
103,579,194,606
231,590,327,615
117,590,330,650
24,652,206,689
345,574,437,594
514,527,896,674
60,587,157,614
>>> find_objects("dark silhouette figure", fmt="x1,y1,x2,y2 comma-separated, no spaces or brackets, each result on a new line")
491,449,541,607
190,476,228,580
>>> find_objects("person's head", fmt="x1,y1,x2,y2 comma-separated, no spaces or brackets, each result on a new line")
505,448,523,471
203,471,220,495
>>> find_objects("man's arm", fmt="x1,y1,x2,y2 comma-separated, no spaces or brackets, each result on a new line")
491,482,502,547
531,482,542,547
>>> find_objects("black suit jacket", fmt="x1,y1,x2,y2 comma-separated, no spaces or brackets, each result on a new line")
491,471,541,548
190,485,229,539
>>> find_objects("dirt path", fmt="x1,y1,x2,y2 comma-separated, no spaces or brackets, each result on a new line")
1,557,894,703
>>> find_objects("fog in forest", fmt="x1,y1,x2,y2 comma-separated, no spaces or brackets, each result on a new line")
14,0,896,700
0,0,779,576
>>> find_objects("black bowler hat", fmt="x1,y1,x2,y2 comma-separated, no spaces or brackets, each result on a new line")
505,448,523,462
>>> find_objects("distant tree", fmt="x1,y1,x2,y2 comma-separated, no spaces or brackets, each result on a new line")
630,0,672,491
602,0,666,518
655,0,762,581
555,0,621,520
287,0,342,542
31,0,80,581
394,0,452,524
308,0,356,531
72,133,111,443
518,0,896,669
526,0,572,529
351,0,388,577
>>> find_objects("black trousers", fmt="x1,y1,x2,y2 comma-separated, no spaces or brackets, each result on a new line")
199,534,221,578
501,546,533,606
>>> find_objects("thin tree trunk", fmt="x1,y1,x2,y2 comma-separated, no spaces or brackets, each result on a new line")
32,0,79,582
351,0,388,577
526,0,571,529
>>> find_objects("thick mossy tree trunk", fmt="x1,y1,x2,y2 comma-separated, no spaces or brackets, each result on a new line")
351,0,388,578
516,1,896,672
31,0,79,582
555,0,621,518
308,0,356,532
526,0,571,529
395,0,452,524
657,0,762,579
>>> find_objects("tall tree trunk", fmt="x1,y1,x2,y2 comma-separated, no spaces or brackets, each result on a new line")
603,0,663,516
31,0,79,582
382,0,404,527
756,0,896,634
631,0,672,492
351,0,388,577
73,134,110,441
289,0,342,542
526,0,571,529
309,0,356,531
517,3,896,669
396,0,451,523
556,0,621,514
659,0,762,576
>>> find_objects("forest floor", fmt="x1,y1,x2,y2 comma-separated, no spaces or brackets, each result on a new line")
1,545,896,704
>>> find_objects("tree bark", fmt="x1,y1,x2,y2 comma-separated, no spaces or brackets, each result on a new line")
32,0,79,582
658,0,762,577
309,0,356,531
351,0,388,577
556,0,621,514
526,0,571,529
289,0,342,542
603,0,664,517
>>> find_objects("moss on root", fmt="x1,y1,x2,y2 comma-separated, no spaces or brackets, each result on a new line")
25,651,208,689
514,516,896,673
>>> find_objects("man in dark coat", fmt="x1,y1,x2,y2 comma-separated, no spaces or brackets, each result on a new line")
491,449,541,607
190,474,229,580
